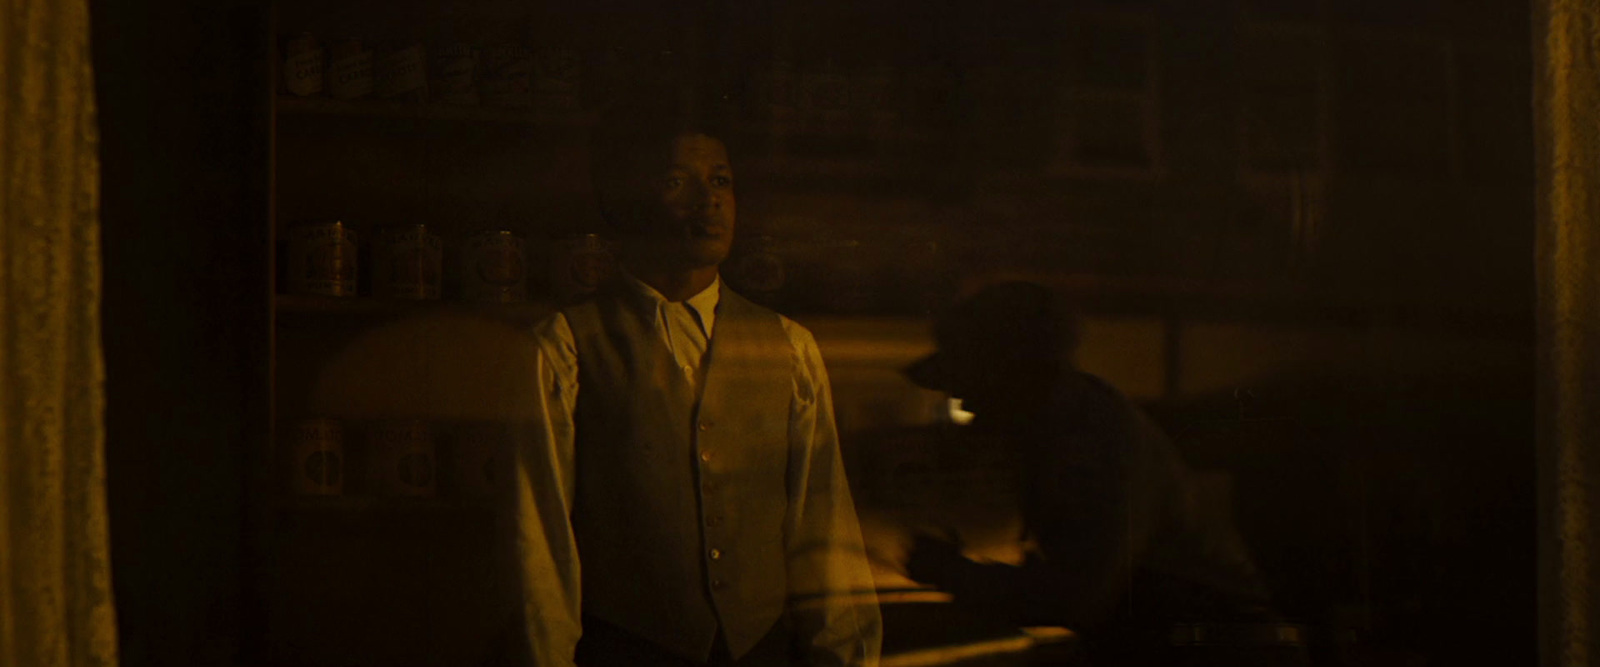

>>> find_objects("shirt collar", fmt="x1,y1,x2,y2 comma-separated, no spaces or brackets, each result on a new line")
619,271,722,335
684,277,722,332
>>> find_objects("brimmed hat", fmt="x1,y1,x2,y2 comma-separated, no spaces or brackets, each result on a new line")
904,281,1075,392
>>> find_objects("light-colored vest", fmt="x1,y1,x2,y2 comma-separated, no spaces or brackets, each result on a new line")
564,283,794,662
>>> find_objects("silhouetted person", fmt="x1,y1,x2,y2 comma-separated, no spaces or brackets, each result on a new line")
901,282,1301,666
513,97,880,667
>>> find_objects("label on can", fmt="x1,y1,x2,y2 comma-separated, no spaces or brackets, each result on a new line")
532,48,581,113
550,234,615,302
480,43,533,109
377,44,428,100
432,44,478,106
450,423,511,497
327,41,374,101
370,421,436,497
533,48,581,94
462,230,528,302
373,225,442,300
284,33,325,97
287,222,359,297
287,419,344,496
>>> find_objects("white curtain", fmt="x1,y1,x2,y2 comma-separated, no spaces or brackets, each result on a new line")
0,0,120,665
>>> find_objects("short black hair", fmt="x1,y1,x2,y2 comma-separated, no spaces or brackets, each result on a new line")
588,88,732,231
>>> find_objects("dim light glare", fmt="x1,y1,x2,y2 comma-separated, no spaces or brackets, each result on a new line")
947,398,975,425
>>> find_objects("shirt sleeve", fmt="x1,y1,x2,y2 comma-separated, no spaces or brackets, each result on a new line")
781,318,884,667
514,313,583,667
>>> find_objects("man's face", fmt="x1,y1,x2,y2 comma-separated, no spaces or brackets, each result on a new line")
629,133,737,269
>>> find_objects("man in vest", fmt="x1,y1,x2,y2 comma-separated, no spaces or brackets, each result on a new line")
514,101,882,667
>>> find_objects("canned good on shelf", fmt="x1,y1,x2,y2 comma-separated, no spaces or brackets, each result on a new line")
372,224,442,300
532,47,582,114
480,43,533,109
450,423,512,498
376,43,429,102
550,233,615,302
283,33,325,97
286,221,358,297
369,420,436,497
461,229,528,302
286,418,344,496
327,39,374,101
431,43,478,106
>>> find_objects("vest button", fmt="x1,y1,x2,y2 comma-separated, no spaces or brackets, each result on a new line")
698,420,713,432
699,450,714,463
711,579,728,591
709,548,723,560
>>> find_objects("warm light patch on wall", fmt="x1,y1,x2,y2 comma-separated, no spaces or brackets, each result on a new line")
807,316,947,432
1178,323,1352,398
307,311,545,421
1075,316,1166,400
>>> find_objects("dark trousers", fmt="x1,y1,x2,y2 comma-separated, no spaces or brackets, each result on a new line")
574,616,798,667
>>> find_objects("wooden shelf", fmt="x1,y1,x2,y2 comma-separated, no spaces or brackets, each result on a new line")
275,294,555,326
275,96,593,128
277,494,500,514
742,155,910,181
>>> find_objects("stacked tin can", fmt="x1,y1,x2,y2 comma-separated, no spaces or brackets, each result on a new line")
287,221,359,297
372,224,443,300
460,229,529,302
279,31,600,116
448,423,513,498
283,418,527,500
375,42,428,102
480,43,533,109
286,418,345,496
326,39,374,101
549,233,614,302
282,33,325,97
369,420,437,497
431,44,479,106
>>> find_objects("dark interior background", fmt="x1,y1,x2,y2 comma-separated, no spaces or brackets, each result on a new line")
95,1,1533,665
95,2,269,666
